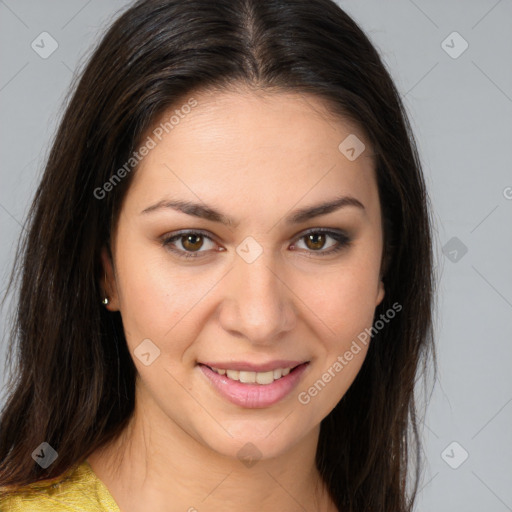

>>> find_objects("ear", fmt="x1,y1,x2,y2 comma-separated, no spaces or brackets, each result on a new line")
100,246,120,311
375,278,385,307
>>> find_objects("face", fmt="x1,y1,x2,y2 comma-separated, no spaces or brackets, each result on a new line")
102,88,385,460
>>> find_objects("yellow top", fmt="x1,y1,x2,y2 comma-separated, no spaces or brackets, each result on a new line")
0,460,120,511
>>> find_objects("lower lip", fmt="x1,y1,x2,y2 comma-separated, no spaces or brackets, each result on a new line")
198,363,310,408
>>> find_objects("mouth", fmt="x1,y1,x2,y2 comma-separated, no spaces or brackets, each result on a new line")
197,361,310,408
200,362,305,385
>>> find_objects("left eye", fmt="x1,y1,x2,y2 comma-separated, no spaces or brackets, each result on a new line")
161,229,351,259
162,231,217,258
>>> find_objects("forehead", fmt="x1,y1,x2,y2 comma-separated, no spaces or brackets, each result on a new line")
125,88,379,222
154,88,370,160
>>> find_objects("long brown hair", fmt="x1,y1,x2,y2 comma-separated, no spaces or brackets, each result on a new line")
0,1,437,510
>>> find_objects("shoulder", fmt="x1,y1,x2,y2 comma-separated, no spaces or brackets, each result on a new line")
0,460,120,511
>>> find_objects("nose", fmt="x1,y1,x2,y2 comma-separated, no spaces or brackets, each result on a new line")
218,252,297,346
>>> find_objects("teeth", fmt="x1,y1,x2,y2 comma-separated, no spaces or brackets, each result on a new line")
239,371,256,383
256,371,274,385
226,369,239,380
211,366,294,384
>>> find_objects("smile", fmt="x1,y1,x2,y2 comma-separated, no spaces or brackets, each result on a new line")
209,366,294,384
198,362,310,408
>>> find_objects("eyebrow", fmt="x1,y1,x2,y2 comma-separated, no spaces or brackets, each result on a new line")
140,195,365,226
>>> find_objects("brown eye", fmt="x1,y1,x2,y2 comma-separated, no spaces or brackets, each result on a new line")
292,229,352,256
304,232,327,251
162,230,217,259
181,233,204,252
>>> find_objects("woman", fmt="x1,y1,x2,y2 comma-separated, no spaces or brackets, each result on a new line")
0,0,436,510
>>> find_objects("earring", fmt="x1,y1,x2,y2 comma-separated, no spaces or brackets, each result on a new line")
102,297,109,306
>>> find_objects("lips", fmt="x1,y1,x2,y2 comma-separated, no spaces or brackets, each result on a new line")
197,361,310,408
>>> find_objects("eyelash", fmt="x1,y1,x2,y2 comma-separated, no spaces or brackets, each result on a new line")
161,228,352,259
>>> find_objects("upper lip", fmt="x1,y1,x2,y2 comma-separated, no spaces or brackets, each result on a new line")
199,360,308,372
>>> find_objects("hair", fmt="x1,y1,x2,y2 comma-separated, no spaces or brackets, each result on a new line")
0,0,437,510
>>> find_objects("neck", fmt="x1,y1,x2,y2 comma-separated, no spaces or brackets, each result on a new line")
87,383,337,512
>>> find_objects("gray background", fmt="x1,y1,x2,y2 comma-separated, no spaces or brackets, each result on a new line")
1,1,511,511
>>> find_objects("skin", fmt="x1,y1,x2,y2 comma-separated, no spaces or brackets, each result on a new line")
88,86,385,512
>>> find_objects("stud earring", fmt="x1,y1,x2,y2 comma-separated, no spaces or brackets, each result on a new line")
102,297,109,306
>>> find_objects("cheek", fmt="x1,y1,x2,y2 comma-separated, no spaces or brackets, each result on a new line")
113,238,208,354
298,256,381,343
114,220,382,356
291,249,380,412
295,273,376,416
